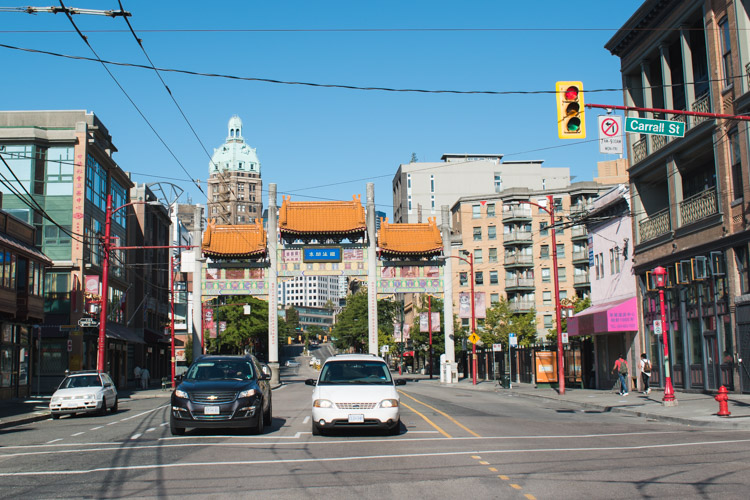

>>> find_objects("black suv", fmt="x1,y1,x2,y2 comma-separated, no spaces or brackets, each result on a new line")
170,355,272,435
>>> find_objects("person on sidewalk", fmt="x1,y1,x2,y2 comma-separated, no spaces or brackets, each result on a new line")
133,365,141,388
612,354,629,396
639,353,652,394
140,366,150,390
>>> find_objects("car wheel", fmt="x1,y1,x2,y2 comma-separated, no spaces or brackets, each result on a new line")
99,397,108,416
170,415,185,436
389,419,401,436
111,397,118,413
263,397,272,426
312,422,323,436
252,407,264,435
51,413,60,420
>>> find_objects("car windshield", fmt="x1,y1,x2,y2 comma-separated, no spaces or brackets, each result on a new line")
60,375,102,388
318,361,393,385
185,360,255,381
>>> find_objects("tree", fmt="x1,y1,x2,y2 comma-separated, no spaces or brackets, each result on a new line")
546,296,591,343
206,296,269,355
410,152,418,163
483,297,537,347
332,289,400,352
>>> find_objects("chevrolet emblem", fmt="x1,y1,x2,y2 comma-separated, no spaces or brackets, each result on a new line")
207,395,218,401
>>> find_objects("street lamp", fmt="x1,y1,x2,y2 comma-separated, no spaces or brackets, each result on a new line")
443,251,477,385
519,195,565,395
652,266,677,405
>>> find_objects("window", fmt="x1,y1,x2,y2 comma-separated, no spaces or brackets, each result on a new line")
430,175,435,193
560,290,568,301
111,180,127,228
610,248,621,274
431,195,435,212
45,147,74,196
544,315,553,329
488,225,496,240
408,195,412,213
490,293,499,304
720,17,733,88
475,271,483,285
736,246,750,294
407,174,412,191
488,248,498,263
473,227,482,241
540,245,549,259
597,253,604,279
459,272,468,286
462,318,470,327
558,267,566,281
730,129,743,201
543,291,552,305
556,243,565,258
489,270,498,285
474,249,483,264
542,268,551,283
594,254,600,280
540,222,548,236
486,203,495,217
472,205,481,219
494,174,502,192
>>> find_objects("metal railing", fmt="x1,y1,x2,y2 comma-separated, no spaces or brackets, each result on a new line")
503,231,533,243
574,274,590,285
504,254,534,266
638,208,671,242
679,188,717,226
572,250,588,262
502,207,533,220
692,93,711,126
508,301,535,313
633,137,648,163
571,225,587,238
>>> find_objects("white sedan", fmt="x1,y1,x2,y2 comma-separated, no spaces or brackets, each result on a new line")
49,371,118,419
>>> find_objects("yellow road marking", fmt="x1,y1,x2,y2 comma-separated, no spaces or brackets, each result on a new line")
471,455,481,460
498,475,509,480
510,484,522,490
399,401,452,438
479,461,489,465
399,390,481,437
524,495,537,500
488,467,497,472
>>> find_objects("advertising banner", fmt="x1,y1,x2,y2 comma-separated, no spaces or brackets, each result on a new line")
419,312,441,332
459,292,487,319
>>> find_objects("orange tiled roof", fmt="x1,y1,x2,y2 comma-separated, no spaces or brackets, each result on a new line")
378,217,443,256
202,219,267,258
278,195,366,235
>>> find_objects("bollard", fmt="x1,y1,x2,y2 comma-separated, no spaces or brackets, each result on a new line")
715,385,731,417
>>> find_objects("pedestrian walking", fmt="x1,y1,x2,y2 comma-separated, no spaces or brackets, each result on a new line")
133,365,141,386
639,353,652,394
612,354,629,396
140,366,150,390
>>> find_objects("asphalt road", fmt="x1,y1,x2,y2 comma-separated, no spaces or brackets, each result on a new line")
1,360,750,499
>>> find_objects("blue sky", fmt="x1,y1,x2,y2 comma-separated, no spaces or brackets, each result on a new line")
1,1,643,217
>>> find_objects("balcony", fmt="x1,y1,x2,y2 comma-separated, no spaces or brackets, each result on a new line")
571,225,587,240
679,188,717,227
503,230,532,244
504,254,533,267
502,207,532,221
573,274,590,286
638,208,671,243
572,250,588,264
633,137,648,164
508,301,534,313
505,277,535,291
691,93,711,127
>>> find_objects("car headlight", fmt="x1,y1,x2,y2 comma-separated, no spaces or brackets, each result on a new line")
313,399,333,408
380,399,399,408
174,389,189,399
238,389,257,398
86,393,96,400
51,396,60,403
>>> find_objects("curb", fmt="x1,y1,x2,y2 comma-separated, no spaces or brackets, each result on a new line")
0,413,50,429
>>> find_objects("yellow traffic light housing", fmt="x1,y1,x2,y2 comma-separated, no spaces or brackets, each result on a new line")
556,81,586,139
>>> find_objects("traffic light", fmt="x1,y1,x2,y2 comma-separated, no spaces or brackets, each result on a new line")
556,81,586,139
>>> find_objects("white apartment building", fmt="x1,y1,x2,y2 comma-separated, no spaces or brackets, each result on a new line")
279,275,342,308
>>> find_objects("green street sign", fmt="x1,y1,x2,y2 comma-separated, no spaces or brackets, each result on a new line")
625,117,685,137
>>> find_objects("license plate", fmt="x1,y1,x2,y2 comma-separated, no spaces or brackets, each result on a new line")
204,406,220,415
348,414,364,423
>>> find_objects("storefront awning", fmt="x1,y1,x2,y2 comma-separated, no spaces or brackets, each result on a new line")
106,323,145,344
568,297,637,336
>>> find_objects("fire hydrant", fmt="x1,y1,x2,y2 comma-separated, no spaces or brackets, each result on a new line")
715,385,731,417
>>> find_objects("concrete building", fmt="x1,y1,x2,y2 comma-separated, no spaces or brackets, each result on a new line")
607,0,750,393
206,116,262,224
450,162,621,340
392,154,569,223
279,275,342,308
0,110,139,390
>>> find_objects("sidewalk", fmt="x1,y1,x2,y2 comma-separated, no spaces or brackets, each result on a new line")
0,387,170,430
407,373,750,429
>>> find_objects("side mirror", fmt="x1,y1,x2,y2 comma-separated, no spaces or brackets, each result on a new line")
395,379,406,386
261,365,272,379
104,382,113,388
304,379,317,386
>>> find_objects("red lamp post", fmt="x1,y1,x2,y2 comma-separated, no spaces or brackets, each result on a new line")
448,251,477,385
652,266,677,405
520,195,565,395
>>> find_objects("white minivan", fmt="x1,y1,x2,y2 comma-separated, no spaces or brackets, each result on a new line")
305,354,406,435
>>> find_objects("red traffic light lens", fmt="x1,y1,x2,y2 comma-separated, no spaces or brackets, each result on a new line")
564,86,579,101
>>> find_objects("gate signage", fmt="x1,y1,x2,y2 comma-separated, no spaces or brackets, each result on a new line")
303,247,342,263
625,117,685,137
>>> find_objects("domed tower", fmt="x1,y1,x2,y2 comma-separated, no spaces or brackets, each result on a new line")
206,115,263,224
